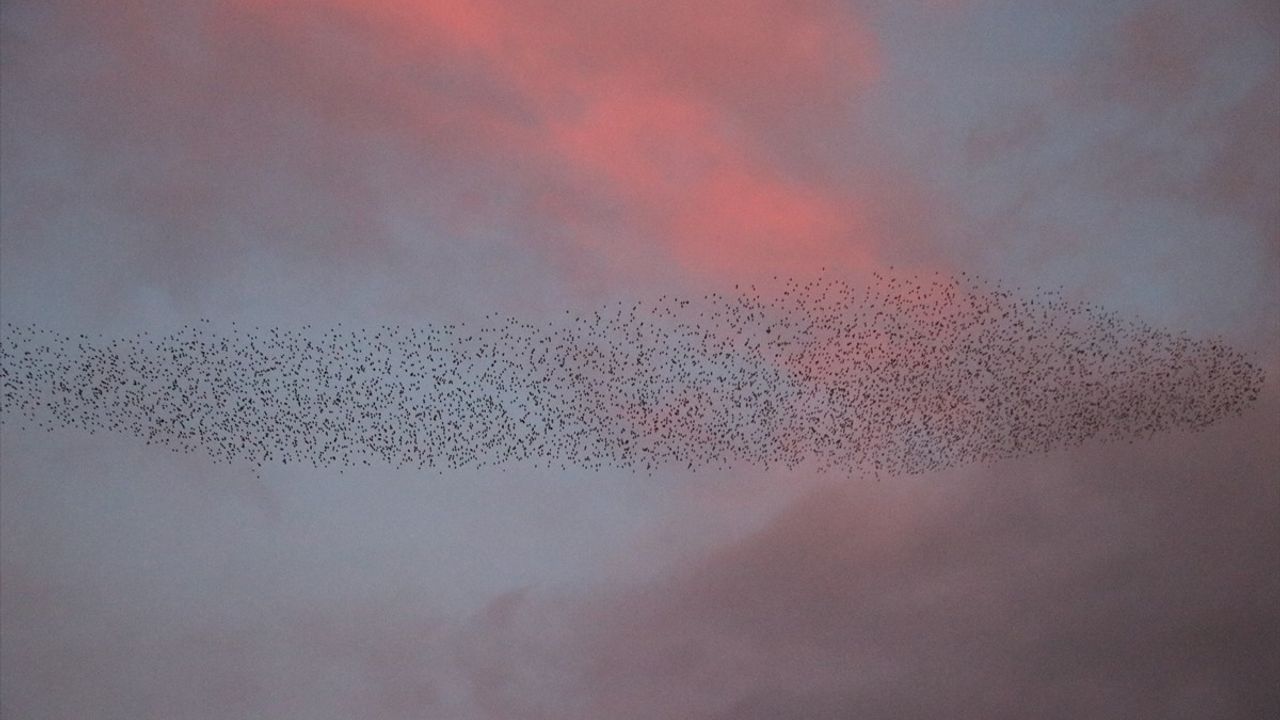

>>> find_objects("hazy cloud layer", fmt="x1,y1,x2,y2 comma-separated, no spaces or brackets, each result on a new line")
2,0,1276,718
5,386,1275,718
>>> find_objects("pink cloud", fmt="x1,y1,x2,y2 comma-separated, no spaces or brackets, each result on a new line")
228,0,883,280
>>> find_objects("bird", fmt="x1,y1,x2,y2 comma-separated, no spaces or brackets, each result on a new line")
0,271,1264,478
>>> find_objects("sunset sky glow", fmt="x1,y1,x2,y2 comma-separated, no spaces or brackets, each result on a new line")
2,1,1277,718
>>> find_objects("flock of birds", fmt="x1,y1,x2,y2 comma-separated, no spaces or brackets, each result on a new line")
0,272,1265,477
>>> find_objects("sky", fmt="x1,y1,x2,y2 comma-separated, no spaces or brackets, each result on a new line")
1,1,1277,718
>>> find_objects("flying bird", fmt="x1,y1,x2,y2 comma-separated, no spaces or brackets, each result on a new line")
1,272,1264,477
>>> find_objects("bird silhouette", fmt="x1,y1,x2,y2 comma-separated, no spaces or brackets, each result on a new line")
0,272,1264,477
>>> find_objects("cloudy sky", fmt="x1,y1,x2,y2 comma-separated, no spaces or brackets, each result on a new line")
1,1,1277,718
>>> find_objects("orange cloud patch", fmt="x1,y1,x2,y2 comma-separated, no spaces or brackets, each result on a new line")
242,0,881,280
550,88,865,276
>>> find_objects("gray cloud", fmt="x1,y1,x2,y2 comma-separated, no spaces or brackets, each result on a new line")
2,1,1276,718
4,380,1275,718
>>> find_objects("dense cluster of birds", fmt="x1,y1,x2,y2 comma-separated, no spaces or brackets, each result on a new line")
1,273,1265,476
